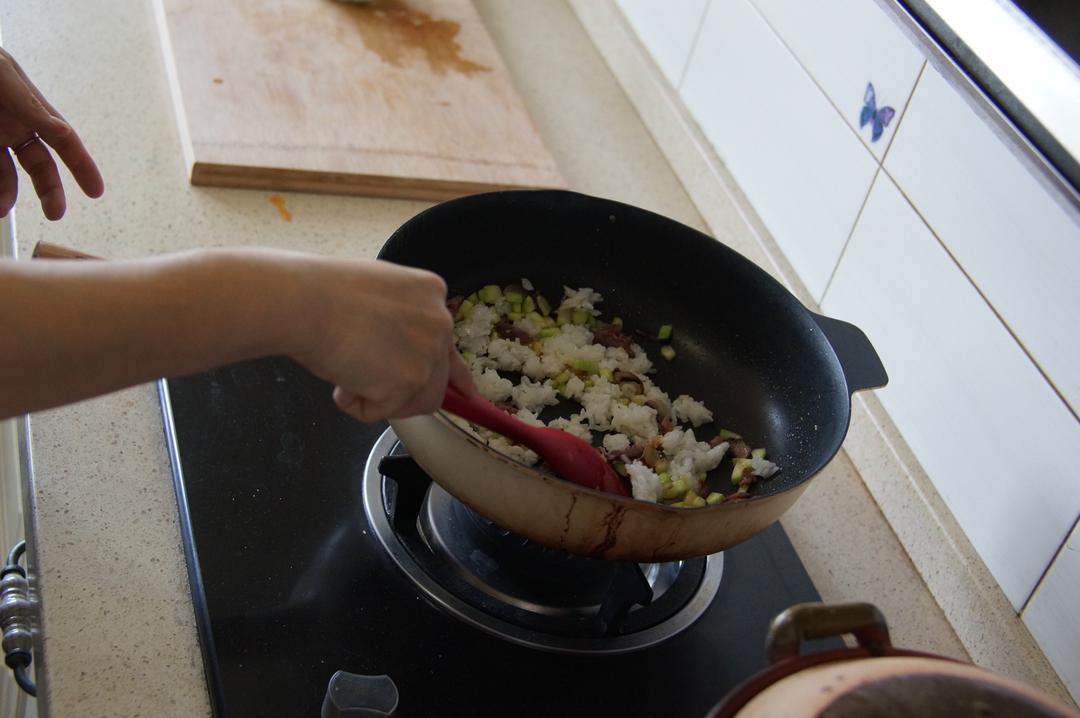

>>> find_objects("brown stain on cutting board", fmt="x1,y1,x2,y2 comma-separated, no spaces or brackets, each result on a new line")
269,195,292,221
337,0,489,76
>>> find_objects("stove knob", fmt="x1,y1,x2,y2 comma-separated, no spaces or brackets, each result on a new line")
321,671,399,718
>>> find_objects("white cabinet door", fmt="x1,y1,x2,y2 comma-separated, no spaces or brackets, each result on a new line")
615,0,710,88
751,0,924,157
822,172,1080,609
680,0,877,302
1024,519,1080,704
885,64,1080,418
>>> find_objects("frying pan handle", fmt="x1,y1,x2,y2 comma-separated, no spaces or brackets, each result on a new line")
811,313,888,394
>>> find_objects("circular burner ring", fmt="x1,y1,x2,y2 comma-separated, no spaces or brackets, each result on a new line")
362,428,724,655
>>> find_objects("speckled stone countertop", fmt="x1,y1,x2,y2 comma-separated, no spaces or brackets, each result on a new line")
2,1,982,715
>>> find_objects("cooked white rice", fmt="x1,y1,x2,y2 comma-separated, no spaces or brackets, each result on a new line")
625,461,662,502
474,368,513,403
454,304,499,355
487,337,538,372
610,402,659,442
602,433,631,453
511,377,559,413
751,456,780,479
548,413,592,442
559,286,603,315
488,436,539,466
672,394,713,427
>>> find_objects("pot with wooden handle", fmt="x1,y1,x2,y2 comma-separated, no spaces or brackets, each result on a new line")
707,602,1080,718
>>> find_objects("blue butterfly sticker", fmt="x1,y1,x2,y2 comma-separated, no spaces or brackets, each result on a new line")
859,82,895,142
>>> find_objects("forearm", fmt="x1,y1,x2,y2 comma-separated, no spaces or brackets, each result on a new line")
0,250,310,418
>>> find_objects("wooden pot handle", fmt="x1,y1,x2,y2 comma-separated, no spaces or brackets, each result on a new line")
32,241,101,260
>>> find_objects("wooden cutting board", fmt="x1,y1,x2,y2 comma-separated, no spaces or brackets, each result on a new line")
153,0,564,199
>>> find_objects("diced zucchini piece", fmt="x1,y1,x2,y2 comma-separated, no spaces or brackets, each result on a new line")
612,317,623,330
530,340,544,353
599,367,613,381
661,478,688,500
536,295,552,317
538,327,560,338
654,458,670,474
669,500,688,508
455,298,475,320
510,302,522,315
690,495,707,508
462,351,476,362
731,458,754,484
587,315,598,328
706,492,724,505
507,311,523,321
478,285,502,304
660,345,676,361
571,359,599,373
526,311,545,326
752,448,766,460
571,309,590,325
657,324,673,340
630,395,647,405
504,290,524,304
522,296,536,314
658,472,671,485
583,380,594,389
718,429,743,441
554,370,573,385
466,292,479,304
683,490,699,502
556,308,573,326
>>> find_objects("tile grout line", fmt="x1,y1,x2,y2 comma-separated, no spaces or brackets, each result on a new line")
819,166,881,306
881,59,927,163
879,162,1080,428
745,0,901,162
1021,513,1080,615
676,0,712,91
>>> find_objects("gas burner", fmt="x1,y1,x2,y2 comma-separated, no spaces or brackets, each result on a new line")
362,428,724,655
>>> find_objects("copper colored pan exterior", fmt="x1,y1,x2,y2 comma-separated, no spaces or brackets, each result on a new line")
391,413,811,562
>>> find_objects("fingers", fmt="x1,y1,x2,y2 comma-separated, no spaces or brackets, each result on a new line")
388,349,451,419
0,49,104,202
0,149,16,217
13,138,65,220
447,347,477,397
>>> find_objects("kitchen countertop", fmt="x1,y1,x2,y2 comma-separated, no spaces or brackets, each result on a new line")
2,0,986,715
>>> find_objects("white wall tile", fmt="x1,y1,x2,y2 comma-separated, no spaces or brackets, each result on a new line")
680,0,878,302
885,65,1080,417
1024,519,1080,704
752,0,924,157
615,0,710,88
822,173,1080,609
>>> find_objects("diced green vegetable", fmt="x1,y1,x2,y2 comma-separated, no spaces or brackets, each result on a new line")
612,317,623,330
536,295,552,317
587,315,598,328
525,312,545,326
731,458,754,484
538,327,560,338
507,311,523,321
504,290,524,304
660,345,676,361
690,495,707,508
571,309,590,326
752,448,766,460
466,292,479,304
462,351,476,362
572,359,599,373
718,429,742,441
706,492,724,505
478,285,502,304
658,472,671,485
522,296,536,314
654,458,670,474
510,302,522,315
556,308,573,326
583,380,594,389
662,478,688,499
630,394,647,405
456,298,475,320
657,324,673,340
599,367,613,381
554,370,573,385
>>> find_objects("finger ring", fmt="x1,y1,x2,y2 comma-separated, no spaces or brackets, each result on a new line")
12,134,40,154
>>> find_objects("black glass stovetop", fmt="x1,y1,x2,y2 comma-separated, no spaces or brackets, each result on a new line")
161,357,833,718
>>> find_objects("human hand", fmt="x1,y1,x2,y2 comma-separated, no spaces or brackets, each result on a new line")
0,48,104,220
285,256,476,423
